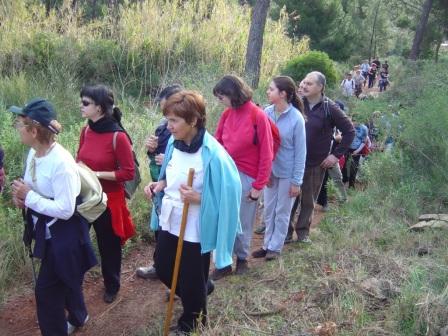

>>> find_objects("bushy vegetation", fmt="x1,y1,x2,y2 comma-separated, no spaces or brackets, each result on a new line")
282,50,338,86
0,0,305,99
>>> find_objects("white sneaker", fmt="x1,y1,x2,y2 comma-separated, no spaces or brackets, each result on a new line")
67,315,89,335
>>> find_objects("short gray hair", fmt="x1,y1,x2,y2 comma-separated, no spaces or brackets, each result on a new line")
309,71,326,88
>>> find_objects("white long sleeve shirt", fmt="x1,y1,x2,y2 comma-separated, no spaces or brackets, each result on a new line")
24,143,81,238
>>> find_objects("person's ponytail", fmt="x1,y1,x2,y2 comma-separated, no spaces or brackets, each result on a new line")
112,106,122,123
290,92,306,120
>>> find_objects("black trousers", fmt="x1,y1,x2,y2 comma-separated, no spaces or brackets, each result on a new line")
35,241,88,336
155,230,210,333
92,208,122,295
342,150,362,188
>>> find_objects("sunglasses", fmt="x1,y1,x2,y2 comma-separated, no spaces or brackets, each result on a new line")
81,100,93,107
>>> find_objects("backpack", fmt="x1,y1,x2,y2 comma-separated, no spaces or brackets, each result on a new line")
112,132,141,199
360,136,371,156
76,162,108,223
250,106,281,160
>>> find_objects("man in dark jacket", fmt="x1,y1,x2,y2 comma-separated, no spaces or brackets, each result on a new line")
287,71,355,243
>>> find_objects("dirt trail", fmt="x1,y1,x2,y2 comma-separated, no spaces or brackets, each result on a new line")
0,206,324,336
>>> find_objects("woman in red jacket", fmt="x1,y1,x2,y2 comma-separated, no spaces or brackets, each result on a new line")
212,75,274,279
76,85,136,303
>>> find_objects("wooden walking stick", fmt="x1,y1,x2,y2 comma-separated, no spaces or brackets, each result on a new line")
163,168,195,336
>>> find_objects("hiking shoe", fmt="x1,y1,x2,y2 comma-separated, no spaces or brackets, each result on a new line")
136,265,158,280
103,291,117,304
284,233,294,244
254,225,266,235
297,236,312,244
207,279,215,296
251,248,267,258
265,250,280,261
235,259,249,275
67,315,89,334
210,265,232,281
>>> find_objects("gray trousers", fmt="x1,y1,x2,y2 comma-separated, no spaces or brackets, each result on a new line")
233,171,259,260
263,177,295,253
328,163,347,201
289,165,326,240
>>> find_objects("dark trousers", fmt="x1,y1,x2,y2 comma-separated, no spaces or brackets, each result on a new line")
155,230,210,333
316,170,329,207
342,150,361,188
288,165,326,240
152,229,159,263
36,241,88,336
368,75,375,88
92,208,122,295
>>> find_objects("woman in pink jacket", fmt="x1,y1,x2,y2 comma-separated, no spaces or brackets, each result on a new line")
212,75,274,279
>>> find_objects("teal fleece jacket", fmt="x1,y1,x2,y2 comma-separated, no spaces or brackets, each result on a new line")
150,131,242,269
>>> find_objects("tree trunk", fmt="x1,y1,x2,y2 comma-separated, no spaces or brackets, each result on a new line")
409,0,434,60
244,0,270,89
434,39,442,63
71,0,78,11
368,0,381,63
45,0,52,16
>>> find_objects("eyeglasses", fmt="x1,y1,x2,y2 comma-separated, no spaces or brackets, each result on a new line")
81,100,93,107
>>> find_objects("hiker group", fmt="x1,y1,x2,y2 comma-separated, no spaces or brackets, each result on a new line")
2,66,394,335
341,58,390,98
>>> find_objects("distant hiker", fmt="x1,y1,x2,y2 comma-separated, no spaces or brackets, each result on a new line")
297,79,305,98
383,60,389,72
76,85,136,304
136,84,183,281
0,146,4,192
372,58,381,69
251,76,306,261
342,115,369,188
368,63,377,89
286,71,355,244
213,74,274,279
340,73,355,97
316,100,348,211
10,98,97,335
367,111,381,150
144,90,241,334
360,60,370,87
353,70,365,98
378,67,389,92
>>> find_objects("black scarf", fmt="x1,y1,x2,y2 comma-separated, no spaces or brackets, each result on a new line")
88,116,124,134
173,127,205,153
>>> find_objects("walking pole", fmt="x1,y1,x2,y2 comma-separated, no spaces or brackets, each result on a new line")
163,168,195,336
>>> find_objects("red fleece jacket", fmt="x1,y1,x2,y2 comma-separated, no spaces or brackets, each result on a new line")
76,126,135,193
215,100,273,190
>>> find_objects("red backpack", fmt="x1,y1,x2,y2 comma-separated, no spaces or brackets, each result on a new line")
250,105,281,160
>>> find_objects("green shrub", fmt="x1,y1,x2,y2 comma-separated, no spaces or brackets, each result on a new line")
281,50,337,86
